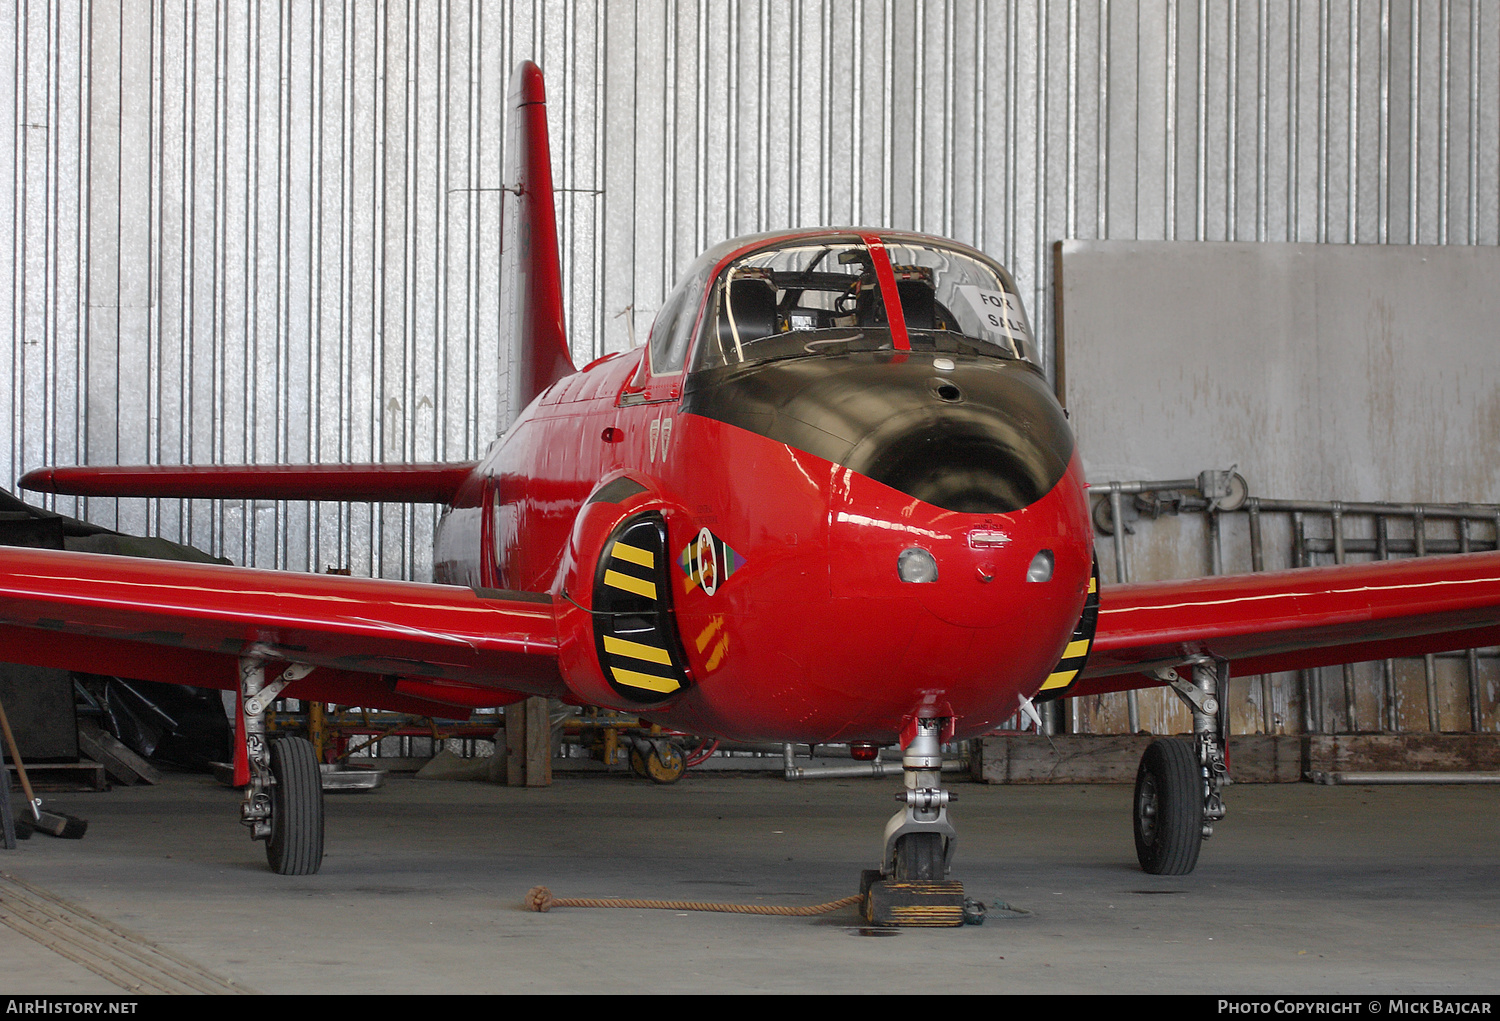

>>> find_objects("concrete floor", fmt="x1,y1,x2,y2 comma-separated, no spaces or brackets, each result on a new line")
1,770,1496,995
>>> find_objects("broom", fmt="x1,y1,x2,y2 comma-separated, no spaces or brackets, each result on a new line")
0,695,87,839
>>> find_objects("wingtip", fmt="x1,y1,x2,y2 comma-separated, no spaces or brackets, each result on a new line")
17,467,53,493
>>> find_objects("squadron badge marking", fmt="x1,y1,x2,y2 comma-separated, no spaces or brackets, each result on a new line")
679,527,745,596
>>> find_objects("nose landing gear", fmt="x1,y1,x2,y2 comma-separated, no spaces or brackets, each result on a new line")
861,716,977,926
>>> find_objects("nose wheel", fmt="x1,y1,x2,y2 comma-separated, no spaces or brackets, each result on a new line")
861,717,973,926
892,831,945,881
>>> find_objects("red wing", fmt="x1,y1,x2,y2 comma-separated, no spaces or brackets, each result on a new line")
1072,551,1500,697
19,462,478,504
0,546,561,712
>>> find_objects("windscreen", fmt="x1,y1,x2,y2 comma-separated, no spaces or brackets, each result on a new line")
691,237,1036,371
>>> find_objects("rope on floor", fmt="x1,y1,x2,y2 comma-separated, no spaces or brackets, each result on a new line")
526,886,861,916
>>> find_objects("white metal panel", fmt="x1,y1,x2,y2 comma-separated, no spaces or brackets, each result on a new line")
1059,239,1500,506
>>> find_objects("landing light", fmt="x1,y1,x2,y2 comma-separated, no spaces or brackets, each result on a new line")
1026,550,1055,583
897,547,939,583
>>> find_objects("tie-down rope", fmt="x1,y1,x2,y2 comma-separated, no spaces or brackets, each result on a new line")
526,886,861,917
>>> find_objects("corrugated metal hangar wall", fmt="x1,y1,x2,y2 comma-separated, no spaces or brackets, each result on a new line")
3,0,1498,582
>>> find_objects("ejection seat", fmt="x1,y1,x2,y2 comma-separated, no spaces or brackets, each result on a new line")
854,276,939,331
717,273,779,355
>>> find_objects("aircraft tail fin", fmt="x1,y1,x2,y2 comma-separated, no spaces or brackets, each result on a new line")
501,61,575,423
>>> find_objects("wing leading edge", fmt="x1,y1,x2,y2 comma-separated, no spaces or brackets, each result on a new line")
1071,550,1500,697
0,545,562,712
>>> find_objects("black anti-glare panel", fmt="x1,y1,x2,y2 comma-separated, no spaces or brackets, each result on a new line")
682,353,1073,514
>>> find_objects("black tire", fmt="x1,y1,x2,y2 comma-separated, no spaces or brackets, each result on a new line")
266,736,325,875
1133,737,1204,876
892,832,945,881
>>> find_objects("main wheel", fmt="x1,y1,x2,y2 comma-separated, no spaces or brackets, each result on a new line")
1133,737,1204,875
266,736,325,875
892,832,945,881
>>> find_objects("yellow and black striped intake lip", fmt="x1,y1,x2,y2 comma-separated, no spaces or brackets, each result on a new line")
592,514,691,704
602,535,659,601
1035,557,1099,702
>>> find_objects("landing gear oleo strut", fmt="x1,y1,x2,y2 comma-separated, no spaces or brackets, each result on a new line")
861,716,979,926
1133,657,1231,875
237,653,325,876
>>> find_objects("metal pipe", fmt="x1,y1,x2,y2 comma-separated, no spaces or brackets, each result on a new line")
1338,497,1362,728
1293,512,1322,734
1414,508,1440,733
1309,772,1500,785
1331,503,1357,732
1107,483,1130,585
1208,507,1223,577
1297,537,1489,555
1248,499,1272,735
747,741,898,759
1376,515,1396,733
1092,477,1200,496
1093,486,1499,525
1460,517,1481,732
1107,484,1139,736
1249,498,1500,520
783,760,968,781
1248,499,1264,572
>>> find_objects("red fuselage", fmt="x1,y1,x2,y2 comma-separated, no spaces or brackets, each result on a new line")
434,234,1094,745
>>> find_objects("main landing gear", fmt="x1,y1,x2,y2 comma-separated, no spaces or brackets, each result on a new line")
1133,657,1230,876
861,717,979,927
238,654,325,875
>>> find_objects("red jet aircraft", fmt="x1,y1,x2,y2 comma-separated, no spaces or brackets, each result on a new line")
5,63,1500,895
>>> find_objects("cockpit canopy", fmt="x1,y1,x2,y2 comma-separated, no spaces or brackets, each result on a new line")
647,233,1038,378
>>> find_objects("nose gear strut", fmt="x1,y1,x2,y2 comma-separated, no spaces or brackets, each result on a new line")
861,716,980,926
881,717,957,878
